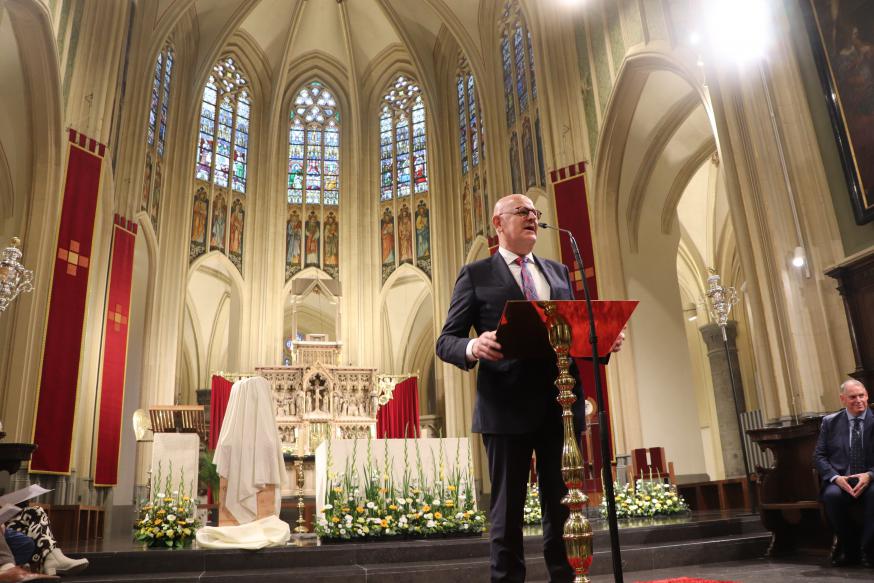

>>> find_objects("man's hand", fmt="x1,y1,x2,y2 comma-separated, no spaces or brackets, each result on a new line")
834,475,856,495
611,326,627,353
850,472,871,497
472,330,503,361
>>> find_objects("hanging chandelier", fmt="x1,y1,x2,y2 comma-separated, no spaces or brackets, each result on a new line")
0,237,34,313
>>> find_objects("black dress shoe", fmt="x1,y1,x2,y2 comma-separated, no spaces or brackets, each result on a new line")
832,553,861,567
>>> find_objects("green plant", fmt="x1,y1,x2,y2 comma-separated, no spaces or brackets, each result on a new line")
134,464,201,548
198,450,219,496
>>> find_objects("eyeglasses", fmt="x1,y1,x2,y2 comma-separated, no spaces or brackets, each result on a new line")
501,207,543,220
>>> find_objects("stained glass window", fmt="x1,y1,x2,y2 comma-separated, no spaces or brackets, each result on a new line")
455,55,489,252
499,0,545,189
195,57,251,194
190,56,252,274
285,81,341,281
379,74,431,282
142,43,174,236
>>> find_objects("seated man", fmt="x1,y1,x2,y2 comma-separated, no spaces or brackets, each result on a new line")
814,379,874,567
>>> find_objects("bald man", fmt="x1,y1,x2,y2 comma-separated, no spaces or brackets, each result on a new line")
437,194,621,582
815,379,874,567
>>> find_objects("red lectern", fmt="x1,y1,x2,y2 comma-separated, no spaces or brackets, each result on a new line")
496,299,638,583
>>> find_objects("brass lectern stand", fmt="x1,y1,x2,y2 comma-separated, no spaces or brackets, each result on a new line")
497,299,637,583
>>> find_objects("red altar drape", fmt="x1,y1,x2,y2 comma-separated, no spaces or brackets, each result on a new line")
376,377,420,438
209,375,234,450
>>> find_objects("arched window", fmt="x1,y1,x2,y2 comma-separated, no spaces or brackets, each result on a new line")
142,43,174,236
455,55,489,256
378,74,431,283
190,56,251,273
499,0,546,193
286,81,340,280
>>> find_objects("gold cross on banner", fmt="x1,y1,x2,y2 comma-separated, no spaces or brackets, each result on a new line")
108,303,128,332
57,240,90,276
570,261,595,292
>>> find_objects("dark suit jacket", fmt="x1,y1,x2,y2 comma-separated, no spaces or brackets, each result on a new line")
436,252,584,434
813,409,874,489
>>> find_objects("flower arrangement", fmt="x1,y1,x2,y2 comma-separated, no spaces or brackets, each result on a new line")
316,436,487,541
523,482,542,525
134,465,201,548
600,479,689,519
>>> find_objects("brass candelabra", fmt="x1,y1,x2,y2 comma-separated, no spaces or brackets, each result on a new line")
293,458,308,534
541,301,593,583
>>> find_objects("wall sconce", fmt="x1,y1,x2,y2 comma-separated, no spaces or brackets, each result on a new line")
0,237,34,313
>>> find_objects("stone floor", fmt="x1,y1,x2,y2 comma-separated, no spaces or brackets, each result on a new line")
587,556,874,582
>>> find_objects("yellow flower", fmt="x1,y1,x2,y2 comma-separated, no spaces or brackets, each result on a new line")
154,519,162,525
332,516,340,523
447,485,457,491
334,487,342,493
422,504,431,513
342,506,350,513
434,512,443,519
381,520,388,527
389,504,398,510
356,506,365,513
445,501,455,508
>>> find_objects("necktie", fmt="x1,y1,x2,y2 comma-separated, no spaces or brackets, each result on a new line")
850,417,864,475
514,256,539,301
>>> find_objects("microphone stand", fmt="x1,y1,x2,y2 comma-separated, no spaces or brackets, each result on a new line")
540,221,624,583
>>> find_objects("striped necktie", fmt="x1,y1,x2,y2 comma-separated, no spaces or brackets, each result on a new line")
514,256,539,301
850,417,864,475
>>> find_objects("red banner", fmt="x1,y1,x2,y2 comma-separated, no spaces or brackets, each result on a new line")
94,216,138,486
376,377,420,438
550,161,612,492
31,130,106,474
209,374,234,451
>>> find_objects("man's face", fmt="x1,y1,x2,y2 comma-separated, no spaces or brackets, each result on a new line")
493,195,539,255
841,382,869,415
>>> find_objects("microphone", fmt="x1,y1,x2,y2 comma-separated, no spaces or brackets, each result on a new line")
537,222,583,302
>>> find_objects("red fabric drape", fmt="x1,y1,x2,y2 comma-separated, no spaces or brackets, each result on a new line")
376,377,420,438
31,130,106,474
94,216,138,486
209,375,234,450
551,161,612,492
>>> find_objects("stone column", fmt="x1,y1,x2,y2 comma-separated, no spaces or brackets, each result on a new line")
700,321,747,478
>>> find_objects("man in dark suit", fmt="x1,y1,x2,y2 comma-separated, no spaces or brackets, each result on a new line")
437,194,622,582
814,379,874,567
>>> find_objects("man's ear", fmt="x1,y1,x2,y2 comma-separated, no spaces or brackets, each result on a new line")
492,214,502,232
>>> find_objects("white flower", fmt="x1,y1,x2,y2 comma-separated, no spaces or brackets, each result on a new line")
426,520,436,528
167,514,177,523
323,504,333,510
156,493,165,498
366,501,375,509
424,513,433,519
456,512,464,520
431,499,441,506
397,497,407,505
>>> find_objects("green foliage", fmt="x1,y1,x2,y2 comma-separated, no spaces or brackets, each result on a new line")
599,480,690,519
134,463,201,548
198,450,219,496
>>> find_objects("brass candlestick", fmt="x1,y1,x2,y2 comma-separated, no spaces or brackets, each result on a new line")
294,458,308,533
541,301,593,583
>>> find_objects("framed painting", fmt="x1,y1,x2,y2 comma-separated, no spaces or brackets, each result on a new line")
800,0,874,224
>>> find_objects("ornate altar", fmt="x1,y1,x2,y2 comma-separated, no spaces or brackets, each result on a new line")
257,341,383,457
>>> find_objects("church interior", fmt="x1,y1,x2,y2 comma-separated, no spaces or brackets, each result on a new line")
2,0,874,580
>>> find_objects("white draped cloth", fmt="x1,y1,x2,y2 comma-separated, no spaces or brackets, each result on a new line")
213,376,288,524
195,515,290,549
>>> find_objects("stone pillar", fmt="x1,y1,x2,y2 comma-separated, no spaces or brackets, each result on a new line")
700,321,747,478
